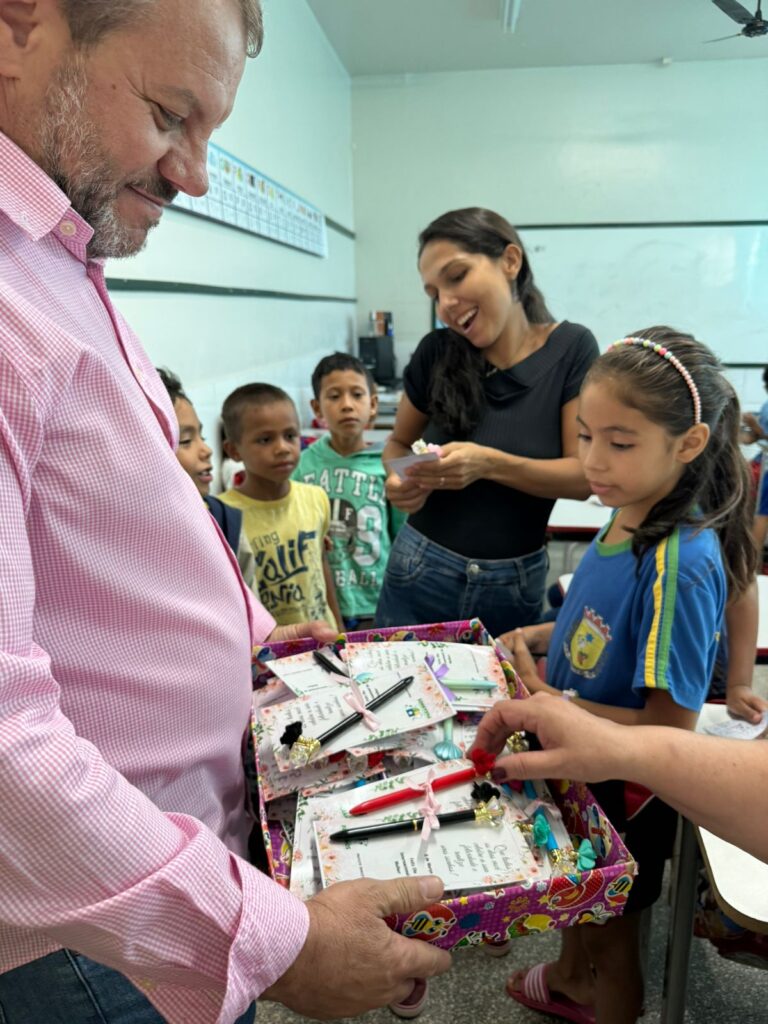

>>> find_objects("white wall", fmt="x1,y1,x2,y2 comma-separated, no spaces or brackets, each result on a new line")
351,58,768,393
108,0,355,473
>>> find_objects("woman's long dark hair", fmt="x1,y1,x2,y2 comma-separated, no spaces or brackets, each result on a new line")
586,327,757,597
418,208,553,437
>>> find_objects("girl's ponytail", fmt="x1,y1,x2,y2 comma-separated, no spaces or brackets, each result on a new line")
587,328,758,597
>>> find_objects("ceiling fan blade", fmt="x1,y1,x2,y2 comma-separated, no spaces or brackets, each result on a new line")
712,0,755,24
704,31,745,40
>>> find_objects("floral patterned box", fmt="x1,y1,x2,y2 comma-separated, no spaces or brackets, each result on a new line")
251,618,636,950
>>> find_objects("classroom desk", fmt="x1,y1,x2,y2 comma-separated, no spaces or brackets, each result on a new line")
661,703,768,1023
547,497,612,537
547,499,611,573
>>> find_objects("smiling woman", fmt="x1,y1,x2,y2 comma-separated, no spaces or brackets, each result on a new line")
376,207,600,636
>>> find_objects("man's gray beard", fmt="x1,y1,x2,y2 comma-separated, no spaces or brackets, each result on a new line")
38,56,157,260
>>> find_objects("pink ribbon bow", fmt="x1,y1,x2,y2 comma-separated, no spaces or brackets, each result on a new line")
343,678,381,732
414,768,441,844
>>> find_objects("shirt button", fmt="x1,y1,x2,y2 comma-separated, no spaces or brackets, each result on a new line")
59,220,77,237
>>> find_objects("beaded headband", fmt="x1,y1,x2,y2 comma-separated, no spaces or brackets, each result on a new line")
607,337,702,425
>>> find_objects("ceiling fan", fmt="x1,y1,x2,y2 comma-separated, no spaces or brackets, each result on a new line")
708,0,768,41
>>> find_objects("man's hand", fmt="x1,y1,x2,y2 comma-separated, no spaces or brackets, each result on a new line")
268,620,338,644
261,876,452,1019
385,472,429,514
474,692,625,785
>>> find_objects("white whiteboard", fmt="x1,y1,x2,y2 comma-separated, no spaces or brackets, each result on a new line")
519,224,768,365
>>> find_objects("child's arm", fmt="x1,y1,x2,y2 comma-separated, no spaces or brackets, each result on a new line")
322,544,343,632
724,581,768,723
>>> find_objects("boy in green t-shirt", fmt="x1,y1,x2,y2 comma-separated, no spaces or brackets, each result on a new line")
294,353,406,629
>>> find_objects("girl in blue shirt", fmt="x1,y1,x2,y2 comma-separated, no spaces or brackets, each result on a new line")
500,327,757,1024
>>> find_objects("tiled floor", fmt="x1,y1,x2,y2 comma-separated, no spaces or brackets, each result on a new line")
260,889,768,1024
261,544,768,1023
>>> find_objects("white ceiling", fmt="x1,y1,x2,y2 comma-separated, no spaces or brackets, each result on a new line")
305,0,768,76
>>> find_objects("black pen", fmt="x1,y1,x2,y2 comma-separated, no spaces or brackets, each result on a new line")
281,674,415,765
329,801,504,842
312,647,347,677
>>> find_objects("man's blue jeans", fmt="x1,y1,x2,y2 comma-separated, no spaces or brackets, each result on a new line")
0,950,256,1024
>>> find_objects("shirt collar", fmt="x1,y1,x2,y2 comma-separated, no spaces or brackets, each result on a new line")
0,129,94,251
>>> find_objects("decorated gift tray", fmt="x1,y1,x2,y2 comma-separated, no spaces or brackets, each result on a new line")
250,619,636,950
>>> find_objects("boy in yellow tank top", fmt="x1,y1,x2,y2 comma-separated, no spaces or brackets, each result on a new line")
219,383,342,630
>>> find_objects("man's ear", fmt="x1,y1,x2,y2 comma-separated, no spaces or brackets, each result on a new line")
677,423,710,464
223,438,242,462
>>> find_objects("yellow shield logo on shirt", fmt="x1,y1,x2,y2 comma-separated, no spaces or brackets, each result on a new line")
566,607,612,678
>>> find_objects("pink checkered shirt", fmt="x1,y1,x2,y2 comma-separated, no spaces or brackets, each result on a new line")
0,131,308,1022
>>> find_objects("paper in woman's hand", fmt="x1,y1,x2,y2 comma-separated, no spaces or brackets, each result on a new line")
386,451,440,481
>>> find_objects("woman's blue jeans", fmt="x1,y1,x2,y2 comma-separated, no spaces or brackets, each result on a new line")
0,950,256,1024
375,523,548,637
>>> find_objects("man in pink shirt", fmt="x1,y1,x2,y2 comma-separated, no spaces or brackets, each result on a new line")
0,2,450,1022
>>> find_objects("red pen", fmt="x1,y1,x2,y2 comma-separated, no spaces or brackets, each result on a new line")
348,765,477,816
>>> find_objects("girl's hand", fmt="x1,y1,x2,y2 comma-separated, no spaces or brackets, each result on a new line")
405,442,493,491
499,622,552,656
504,628,546,693
385,472,429,514
726,684,768,724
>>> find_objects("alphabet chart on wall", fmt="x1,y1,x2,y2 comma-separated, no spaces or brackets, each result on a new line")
172,142,328,258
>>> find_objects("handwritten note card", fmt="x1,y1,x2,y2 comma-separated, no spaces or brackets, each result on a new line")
309,761,543,893
345,641,508,710
259,665,454,772
268,649,348,698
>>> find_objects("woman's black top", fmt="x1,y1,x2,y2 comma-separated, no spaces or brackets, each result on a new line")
403,321,599,560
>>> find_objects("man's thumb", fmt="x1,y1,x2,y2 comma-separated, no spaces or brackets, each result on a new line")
373,875,445,917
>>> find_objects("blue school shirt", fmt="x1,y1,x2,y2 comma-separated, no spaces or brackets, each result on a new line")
548,522,726,711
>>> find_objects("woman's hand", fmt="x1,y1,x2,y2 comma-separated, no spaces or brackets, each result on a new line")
385,472,429,514
405,442,495,492
473,692,623,785
726,684,768,724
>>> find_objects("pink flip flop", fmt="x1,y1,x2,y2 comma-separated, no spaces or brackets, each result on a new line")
506,963,595,1024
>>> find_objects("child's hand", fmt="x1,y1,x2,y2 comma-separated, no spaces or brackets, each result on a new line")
726,684,768,724
504,628,545,693
385,472,428,514
269,620,338,644
499,622,552,656
405,442,492,491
